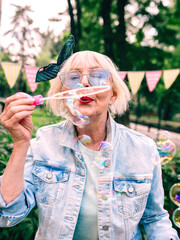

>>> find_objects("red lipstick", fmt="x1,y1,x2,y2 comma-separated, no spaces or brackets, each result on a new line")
79,96,94,104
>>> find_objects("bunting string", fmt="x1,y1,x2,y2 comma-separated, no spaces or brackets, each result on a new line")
0,61,179,94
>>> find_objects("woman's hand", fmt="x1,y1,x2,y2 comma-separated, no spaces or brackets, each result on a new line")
0,94,36,144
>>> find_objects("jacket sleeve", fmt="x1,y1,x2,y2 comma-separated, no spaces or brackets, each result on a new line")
140,160,179,240
0,141,36,227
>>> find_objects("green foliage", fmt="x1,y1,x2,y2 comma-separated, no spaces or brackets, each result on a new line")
31,108,61,136
136,75,180,121
0,208,38,240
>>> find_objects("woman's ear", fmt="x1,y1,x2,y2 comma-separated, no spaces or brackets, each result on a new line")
109,89,117,105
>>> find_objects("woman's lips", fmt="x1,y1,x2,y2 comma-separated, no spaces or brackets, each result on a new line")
79,96,94,104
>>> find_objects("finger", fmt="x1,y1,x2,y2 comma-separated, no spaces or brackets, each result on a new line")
3,98,35,117
2,104,36,121
3,110,34,129
4,94,35,108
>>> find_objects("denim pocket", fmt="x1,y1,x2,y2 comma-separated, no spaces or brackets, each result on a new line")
113,177,152,217
32,163,70,205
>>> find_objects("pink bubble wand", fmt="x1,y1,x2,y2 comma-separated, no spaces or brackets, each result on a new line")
20,85,111,105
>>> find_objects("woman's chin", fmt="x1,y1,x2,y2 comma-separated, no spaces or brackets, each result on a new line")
74,105,93,117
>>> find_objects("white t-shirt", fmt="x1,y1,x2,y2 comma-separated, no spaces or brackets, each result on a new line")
73,140,99,240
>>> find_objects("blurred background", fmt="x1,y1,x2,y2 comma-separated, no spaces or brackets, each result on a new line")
0,0,179,239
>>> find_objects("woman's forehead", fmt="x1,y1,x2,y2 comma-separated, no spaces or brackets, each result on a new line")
70,65,101,71
62,51,113,73
70,55,102,70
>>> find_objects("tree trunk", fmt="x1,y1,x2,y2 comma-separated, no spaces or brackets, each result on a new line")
116,0,128,70
157,99,164,129
115,0,130,127
75,0,82,51
67,0,78,51
101,0,114,60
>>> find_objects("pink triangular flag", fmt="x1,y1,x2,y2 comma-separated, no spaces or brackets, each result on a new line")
145,70,162,92
118,71,127,80
24,65,39,92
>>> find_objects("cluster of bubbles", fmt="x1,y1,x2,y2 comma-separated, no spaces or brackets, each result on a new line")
154,131,179,228
62,83,90,128
77,134,112,170
169,175,180,228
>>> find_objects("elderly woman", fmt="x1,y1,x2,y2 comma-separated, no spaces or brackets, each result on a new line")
0,36,179,240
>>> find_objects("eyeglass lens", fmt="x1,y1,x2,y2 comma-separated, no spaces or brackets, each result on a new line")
60,69,109,89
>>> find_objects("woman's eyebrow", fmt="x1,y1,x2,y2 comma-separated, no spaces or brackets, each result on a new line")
70,66,101,71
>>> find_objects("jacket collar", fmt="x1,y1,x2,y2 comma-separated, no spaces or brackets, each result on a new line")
58,113,117,150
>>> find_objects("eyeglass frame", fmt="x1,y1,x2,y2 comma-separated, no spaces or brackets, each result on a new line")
59,68,110,89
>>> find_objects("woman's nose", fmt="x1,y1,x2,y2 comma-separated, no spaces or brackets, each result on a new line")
81,73,90,87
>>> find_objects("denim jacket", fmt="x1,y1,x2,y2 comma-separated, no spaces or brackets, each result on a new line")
0,116,179,240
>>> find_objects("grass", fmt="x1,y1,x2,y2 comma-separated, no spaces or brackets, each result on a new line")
31,107,63,136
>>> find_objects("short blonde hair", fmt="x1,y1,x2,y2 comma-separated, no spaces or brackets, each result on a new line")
47,51,131,116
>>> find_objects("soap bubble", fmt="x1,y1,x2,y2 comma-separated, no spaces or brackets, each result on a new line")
155,131,171,141
154,131,176,165
55,85,110,128
99,141,113,156
59,83,90,128
172,208,180,228
170,183,180,207
63,94,90,128
97,191,116,203
77,135,92,145
92,153,106,169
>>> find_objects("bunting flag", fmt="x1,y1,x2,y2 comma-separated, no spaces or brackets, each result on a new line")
146,70,162,92
127,71,145,95
1,60,179,94
163,69,180,89
1,62,21,88
118,71,127,80
24,65,39,92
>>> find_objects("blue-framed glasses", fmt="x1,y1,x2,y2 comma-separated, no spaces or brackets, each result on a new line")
59,69,110,89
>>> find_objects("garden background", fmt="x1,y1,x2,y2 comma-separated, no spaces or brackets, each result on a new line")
0,0,180,239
